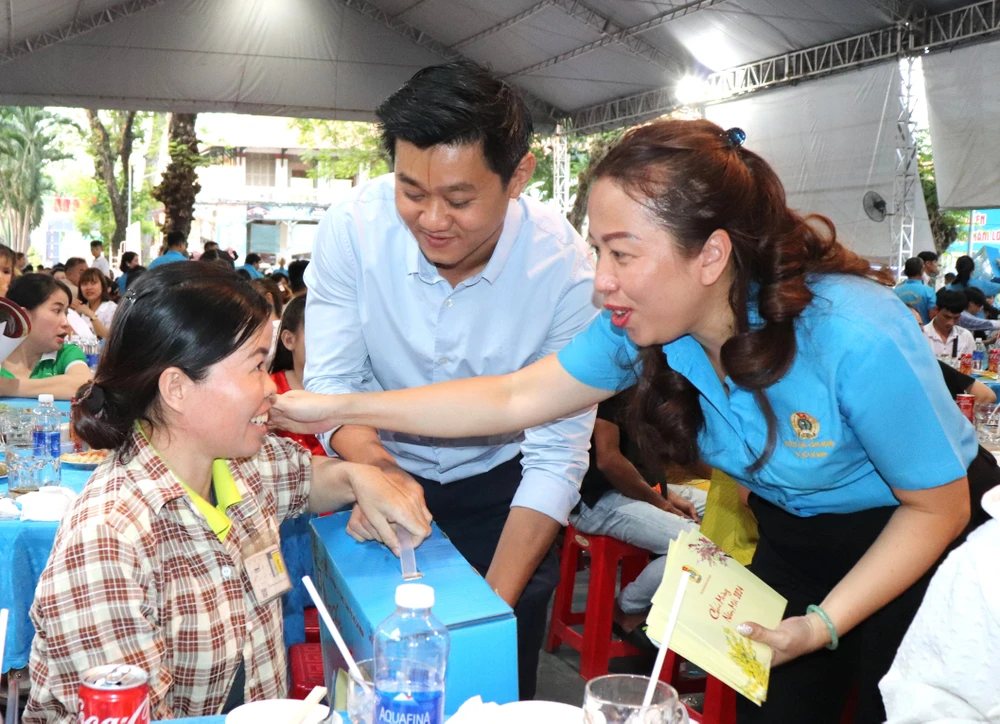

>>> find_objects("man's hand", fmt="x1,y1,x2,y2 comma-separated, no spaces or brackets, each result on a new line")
346,463,429,545
665,488,700,523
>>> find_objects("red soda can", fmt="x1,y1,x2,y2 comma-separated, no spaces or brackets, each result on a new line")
989,348,1000,374
960,353,973,375
78,664,150,724
957,393,975,423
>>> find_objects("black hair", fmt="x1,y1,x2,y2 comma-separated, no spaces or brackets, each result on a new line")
245,253,261,266
288,259,308,293
250,277,284,318
165,230,187,249
119,251,138,273
903,257,924,278
944,272,956,284
7,273,72,311
72,263,270,453
204,241,219,251
64,257,87,272
375,60,533,187
954,255,975,288
270,294,306,375
917,250,939,263
124,266,147,290
965,286,987,308
90,240,104,250
0,245,16,270
51,263,66,273
270,271,288,282
936,289,967,314
200,248,236,269
235,268,252,281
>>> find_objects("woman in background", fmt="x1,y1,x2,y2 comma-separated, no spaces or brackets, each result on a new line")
0,274,91,398
117,251,139,294
72,268,117,340
268,296,324,456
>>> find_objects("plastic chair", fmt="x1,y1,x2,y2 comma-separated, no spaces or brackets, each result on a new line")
546,524,652,680
288,642,325,699
304,606,320,643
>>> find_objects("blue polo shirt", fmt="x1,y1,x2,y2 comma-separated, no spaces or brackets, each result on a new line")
148,250,189,269
240,264,264,279
557,274,977,517
894,278,936,323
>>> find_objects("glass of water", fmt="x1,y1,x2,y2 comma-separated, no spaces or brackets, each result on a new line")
344,659,374,724
7,442,41,498
584,675,688,724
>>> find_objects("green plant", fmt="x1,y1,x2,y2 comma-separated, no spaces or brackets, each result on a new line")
291,119,389,180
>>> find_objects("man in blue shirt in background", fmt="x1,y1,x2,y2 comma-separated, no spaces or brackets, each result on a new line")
895,257,937,323
239,253,264,279
303,61,598,698
148,231,189,269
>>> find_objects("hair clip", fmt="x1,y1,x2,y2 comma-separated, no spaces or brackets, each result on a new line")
124,288,137,303
81,383,105,415
724,127,746,149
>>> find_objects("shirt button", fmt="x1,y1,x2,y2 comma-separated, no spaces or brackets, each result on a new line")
437,357,448,365
246,622,252,633
444,298,453,307
221,566,232,580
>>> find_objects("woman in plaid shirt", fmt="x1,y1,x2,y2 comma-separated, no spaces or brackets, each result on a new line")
24,263,432,723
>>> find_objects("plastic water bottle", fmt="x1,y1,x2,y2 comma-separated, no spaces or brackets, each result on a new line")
32,394,62,486
975,340,988,371
373,584,450,724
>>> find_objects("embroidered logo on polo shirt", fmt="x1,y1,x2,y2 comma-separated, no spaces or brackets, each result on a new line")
790,411,820,440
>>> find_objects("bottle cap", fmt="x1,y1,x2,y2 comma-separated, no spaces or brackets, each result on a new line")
38,394,54,404
395,583,434,609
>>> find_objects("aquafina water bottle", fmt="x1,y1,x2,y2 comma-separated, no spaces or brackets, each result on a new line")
32,394,62,485
373,584,449,724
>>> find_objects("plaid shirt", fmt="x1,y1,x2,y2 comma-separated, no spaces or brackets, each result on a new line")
24,431,312,723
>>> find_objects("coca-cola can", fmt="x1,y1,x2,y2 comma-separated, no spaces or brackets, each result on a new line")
78,664,150,724
960,353,973,376
989,348,1000,374
957,393,975,423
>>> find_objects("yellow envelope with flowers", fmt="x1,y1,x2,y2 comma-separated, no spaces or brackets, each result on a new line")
646,529,786,705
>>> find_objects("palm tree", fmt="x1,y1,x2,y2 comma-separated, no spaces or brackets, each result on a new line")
0,107,71,253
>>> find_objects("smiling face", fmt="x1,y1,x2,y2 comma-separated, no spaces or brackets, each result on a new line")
28,288,72,354
393,140,533,285
180,322,277,461
587,177,728,348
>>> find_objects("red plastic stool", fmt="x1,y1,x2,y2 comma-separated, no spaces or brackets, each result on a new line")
546,524,653,680
304,607,320,643
659,650,736,724
288,643,325,699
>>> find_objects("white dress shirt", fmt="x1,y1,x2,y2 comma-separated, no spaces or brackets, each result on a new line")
923,320,975,358
91,254,111,278
303,174,599,523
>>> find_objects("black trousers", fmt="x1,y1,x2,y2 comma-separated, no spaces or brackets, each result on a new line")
412,456,560,701
735,495,939,724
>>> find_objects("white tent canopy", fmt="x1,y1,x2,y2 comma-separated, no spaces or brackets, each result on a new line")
705,62,933,265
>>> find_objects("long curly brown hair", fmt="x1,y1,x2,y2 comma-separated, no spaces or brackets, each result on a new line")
594,119,890,472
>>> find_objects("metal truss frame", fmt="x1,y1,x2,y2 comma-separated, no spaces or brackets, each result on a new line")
891,56,918,279
0,0,166,65
551,123,570,215
569,0,1000,134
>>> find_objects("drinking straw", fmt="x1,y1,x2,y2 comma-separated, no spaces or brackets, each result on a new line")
642,572,692,708
302,576,369,691
288,685,327,724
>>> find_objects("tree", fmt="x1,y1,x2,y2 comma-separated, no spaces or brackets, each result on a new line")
0,107,72,252
152,113,204,237
291,119,390,181
916,128,967,255
566,130,625,232
84,110,137,256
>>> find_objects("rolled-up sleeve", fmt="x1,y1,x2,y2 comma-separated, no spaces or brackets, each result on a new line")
513,259,599,524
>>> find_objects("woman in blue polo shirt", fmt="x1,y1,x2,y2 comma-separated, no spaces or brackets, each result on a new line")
272,120,975,723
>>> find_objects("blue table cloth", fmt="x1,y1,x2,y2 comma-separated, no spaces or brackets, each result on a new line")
0,468,316,673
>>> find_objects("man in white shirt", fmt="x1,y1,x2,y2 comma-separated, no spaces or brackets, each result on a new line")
923,288,975,357
304,61,598,699
89,241,110,278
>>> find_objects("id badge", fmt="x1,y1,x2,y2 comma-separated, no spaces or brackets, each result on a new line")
244,544,292,605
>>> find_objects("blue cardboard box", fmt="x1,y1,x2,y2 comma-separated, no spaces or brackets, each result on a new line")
310,513,519,713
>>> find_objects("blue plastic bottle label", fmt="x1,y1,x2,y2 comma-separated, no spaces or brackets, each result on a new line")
32,429,46,457
374,689,444,724
47,430,60,459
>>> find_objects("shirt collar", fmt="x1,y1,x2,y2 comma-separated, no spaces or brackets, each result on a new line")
404,198,523,286
40,350,58,362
